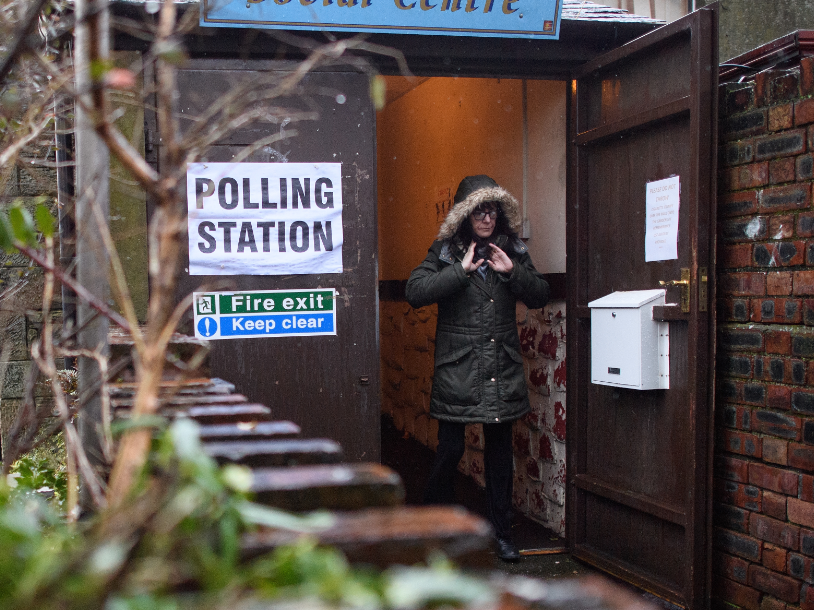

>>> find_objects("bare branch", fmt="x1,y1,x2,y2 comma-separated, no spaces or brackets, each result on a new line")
17,243,132,333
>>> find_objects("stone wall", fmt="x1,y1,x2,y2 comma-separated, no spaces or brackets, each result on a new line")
714,56,814,610
380,297,567,536
0,162,61,454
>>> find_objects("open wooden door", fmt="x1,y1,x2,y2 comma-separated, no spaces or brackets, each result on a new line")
566,8,717,609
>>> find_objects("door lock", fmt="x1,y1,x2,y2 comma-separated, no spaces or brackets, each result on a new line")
659,268,691,313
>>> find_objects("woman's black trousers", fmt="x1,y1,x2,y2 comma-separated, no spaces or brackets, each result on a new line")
423,419,514,540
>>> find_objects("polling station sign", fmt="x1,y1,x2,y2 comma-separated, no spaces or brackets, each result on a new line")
187,162,343,276
200,0,562,40
194,289,337,340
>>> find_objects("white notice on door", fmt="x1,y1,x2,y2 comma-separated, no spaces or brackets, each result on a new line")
645,176,680,262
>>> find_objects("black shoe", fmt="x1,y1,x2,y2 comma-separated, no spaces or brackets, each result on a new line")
495,537,521,562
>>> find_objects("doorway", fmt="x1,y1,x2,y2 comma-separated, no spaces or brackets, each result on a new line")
375,75,569,539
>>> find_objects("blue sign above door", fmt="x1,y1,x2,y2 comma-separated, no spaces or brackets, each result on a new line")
200,0,562,39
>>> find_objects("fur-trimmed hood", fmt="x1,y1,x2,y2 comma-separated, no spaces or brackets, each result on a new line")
437,182,523,241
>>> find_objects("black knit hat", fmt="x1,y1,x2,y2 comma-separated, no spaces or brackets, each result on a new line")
453,175,500,204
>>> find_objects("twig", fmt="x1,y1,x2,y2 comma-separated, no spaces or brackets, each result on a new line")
17,243,132,332
0,0,50,83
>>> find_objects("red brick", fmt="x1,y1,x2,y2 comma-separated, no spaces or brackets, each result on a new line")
763,543,789,572
721,190,760,217
717,478,762,511
770,215,796,239
790,552,814,583
797,98,814,127
751,298,804,323
768,272,794,296
764,490,788,520
766,330,792,355
771,72,802,105
753,407,799,438
721,429,763,458
770,103,795,132
715,550,751,584
718,455,751,483
726,162,770,190
802,57,814,97
805,302,814,326
755,242,807,267
802,583,814,610
802,528,814,555
722,243,754,268
760,183,811,212
762,596,789,610
790,498,814,529
717,576,762,610
721,273,767,297
768,385,793,410
750,463,799,495
754,71,776,108
802,476,814,502
770,157,797,183
800,215,814,238
749,565,801,602
764,438,790,466
751,512,801,550
721,298,751,322
795,271,814,296
790,444,814,473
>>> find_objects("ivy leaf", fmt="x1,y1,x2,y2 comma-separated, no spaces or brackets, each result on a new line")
35,203,55,238
0,213,15,252
8,206,36,247
89,59,114,82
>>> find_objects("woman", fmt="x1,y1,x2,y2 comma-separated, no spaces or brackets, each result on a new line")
406,175,550,562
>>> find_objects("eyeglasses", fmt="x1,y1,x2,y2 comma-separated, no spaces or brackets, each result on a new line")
472,209,498,221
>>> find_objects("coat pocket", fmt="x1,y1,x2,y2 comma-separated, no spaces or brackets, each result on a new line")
499,342,527,401
433,344,480,406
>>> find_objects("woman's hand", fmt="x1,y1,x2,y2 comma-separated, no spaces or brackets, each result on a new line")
462,241,485,273
487,244,514,274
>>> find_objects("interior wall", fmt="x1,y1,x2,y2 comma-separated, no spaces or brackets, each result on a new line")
378,77,524,281
526,80,567,276
378,77,566,279
377,77,569,535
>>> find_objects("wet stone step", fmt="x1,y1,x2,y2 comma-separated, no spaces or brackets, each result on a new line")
112,393,248,409
250,463,404,511
199,420,300,442
114,403,273,425
109,377,235,398
204,438,343,468
242,506,493,568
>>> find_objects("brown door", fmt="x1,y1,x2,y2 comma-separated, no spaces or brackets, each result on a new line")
172,61,379,461
566,8,717,609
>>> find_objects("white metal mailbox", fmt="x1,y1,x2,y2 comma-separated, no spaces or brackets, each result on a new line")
588,289,669,390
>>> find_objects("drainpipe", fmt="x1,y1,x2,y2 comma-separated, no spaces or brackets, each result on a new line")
74,0,110,508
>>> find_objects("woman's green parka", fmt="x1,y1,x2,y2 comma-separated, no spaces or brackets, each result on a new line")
405,180,550,424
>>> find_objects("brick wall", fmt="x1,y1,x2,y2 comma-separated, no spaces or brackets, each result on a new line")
380,297,567,536
715,57,814,610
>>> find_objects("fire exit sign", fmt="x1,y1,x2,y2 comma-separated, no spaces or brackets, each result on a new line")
194,288,337,340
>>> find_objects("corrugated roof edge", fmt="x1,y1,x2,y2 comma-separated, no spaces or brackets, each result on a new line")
562,0,664,24
111,0,665,25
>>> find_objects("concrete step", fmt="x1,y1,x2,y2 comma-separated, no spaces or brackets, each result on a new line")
242,506,493,568
199,420,300,442
204,438,343,467
250,463,404,511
